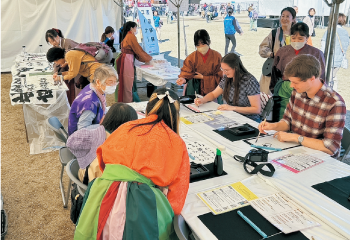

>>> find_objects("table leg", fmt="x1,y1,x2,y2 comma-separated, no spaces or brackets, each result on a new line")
22,105,29,143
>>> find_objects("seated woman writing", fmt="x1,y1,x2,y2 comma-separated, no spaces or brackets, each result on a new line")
176,29,223,97
196,53,261,122
66,103,138,183
68,64,118,135
269,22,325,121
74,89,190,239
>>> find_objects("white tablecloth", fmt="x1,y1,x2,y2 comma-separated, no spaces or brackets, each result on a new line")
135,65,179,86
177,102,350,240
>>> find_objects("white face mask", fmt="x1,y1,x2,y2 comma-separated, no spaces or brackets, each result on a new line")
197,45,210,55
103,83,118,94
134,28,138,35
291,41,305,50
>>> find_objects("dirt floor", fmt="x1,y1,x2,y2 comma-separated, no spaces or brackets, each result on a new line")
1,13,350,239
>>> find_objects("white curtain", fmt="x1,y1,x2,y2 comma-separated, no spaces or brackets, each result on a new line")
1,0,121,72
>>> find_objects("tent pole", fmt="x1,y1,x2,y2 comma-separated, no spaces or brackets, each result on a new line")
177,6,180,67
325,0,344,84
323,2,334,76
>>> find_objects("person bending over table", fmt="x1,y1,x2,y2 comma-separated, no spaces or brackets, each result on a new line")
176,29,223,97
45,28,79,105
259,54,346,157
67,103,138,183
68,64,118,135
73,89,189,238
195,53,261,122
46,47,102,91
116,21,152,103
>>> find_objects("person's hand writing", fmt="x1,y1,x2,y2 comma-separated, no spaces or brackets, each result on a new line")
53,74,61,81
217,104,235,111
53,73,58,80
194,97,204,106
273,132,298,143
258,121,275,134
194,72,203,79
176,77,186,86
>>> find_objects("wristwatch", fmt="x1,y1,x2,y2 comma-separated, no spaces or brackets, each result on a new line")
298,135,304,145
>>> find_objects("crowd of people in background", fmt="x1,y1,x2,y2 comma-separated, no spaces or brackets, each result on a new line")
42,3,350,238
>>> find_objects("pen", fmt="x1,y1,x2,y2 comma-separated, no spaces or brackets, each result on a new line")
256,118,266,143
237,210,268,239
188,153,195,160
195,91,199,108
251,145,282,151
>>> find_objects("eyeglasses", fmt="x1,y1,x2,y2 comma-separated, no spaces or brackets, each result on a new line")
220,68,230,73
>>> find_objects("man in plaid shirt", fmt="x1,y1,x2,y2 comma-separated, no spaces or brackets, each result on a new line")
259,54,346,156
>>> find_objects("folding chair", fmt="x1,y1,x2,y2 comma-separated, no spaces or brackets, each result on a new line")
66,159,88,197
174,215,191,240
260,92,274,121
261,97,274,120
46,117,68,143
46,117,74,208
339,127,350,161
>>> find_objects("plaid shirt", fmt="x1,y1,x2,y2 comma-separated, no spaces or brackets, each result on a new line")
282,84,346,156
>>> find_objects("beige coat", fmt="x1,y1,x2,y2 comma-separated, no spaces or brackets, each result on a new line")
259,27,287,95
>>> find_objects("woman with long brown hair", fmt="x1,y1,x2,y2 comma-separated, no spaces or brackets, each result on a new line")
196,53,261,122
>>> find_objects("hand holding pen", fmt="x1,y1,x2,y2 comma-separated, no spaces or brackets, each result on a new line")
256,118,266,143
194,91,203,107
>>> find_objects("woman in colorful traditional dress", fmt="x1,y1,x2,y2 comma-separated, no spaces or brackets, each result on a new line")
176,29,223,97
116,21,152,103
74,88,189,239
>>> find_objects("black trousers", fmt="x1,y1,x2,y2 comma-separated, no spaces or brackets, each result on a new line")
225,34,236,55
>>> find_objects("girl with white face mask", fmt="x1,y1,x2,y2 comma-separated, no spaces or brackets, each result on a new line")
176,29,223,97
269,22,326,121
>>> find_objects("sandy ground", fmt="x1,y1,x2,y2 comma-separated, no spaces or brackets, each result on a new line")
1,14,350,239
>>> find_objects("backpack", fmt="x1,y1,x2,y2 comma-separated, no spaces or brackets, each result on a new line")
253,11,259,20
73,42,113,64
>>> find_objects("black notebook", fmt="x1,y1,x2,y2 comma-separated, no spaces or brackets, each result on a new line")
312,175,350,210
198,205,309,240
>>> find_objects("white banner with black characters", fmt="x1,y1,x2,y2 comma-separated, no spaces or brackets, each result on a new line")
9,73,68,105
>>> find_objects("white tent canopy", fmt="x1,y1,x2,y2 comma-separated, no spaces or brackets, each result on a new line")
1,0,122,72
258,0,350,16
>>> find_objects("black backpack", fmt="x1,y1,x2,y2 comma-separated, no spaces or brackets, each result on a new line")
70,165,89,224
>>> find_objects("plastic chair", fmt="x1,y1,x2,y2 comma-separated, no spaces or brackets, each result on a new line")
66,159,88,197
46,116,68,143
46,117,72,207
339,127,350,161
261,97,274,120
174,215,191,240
59,147,76,207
